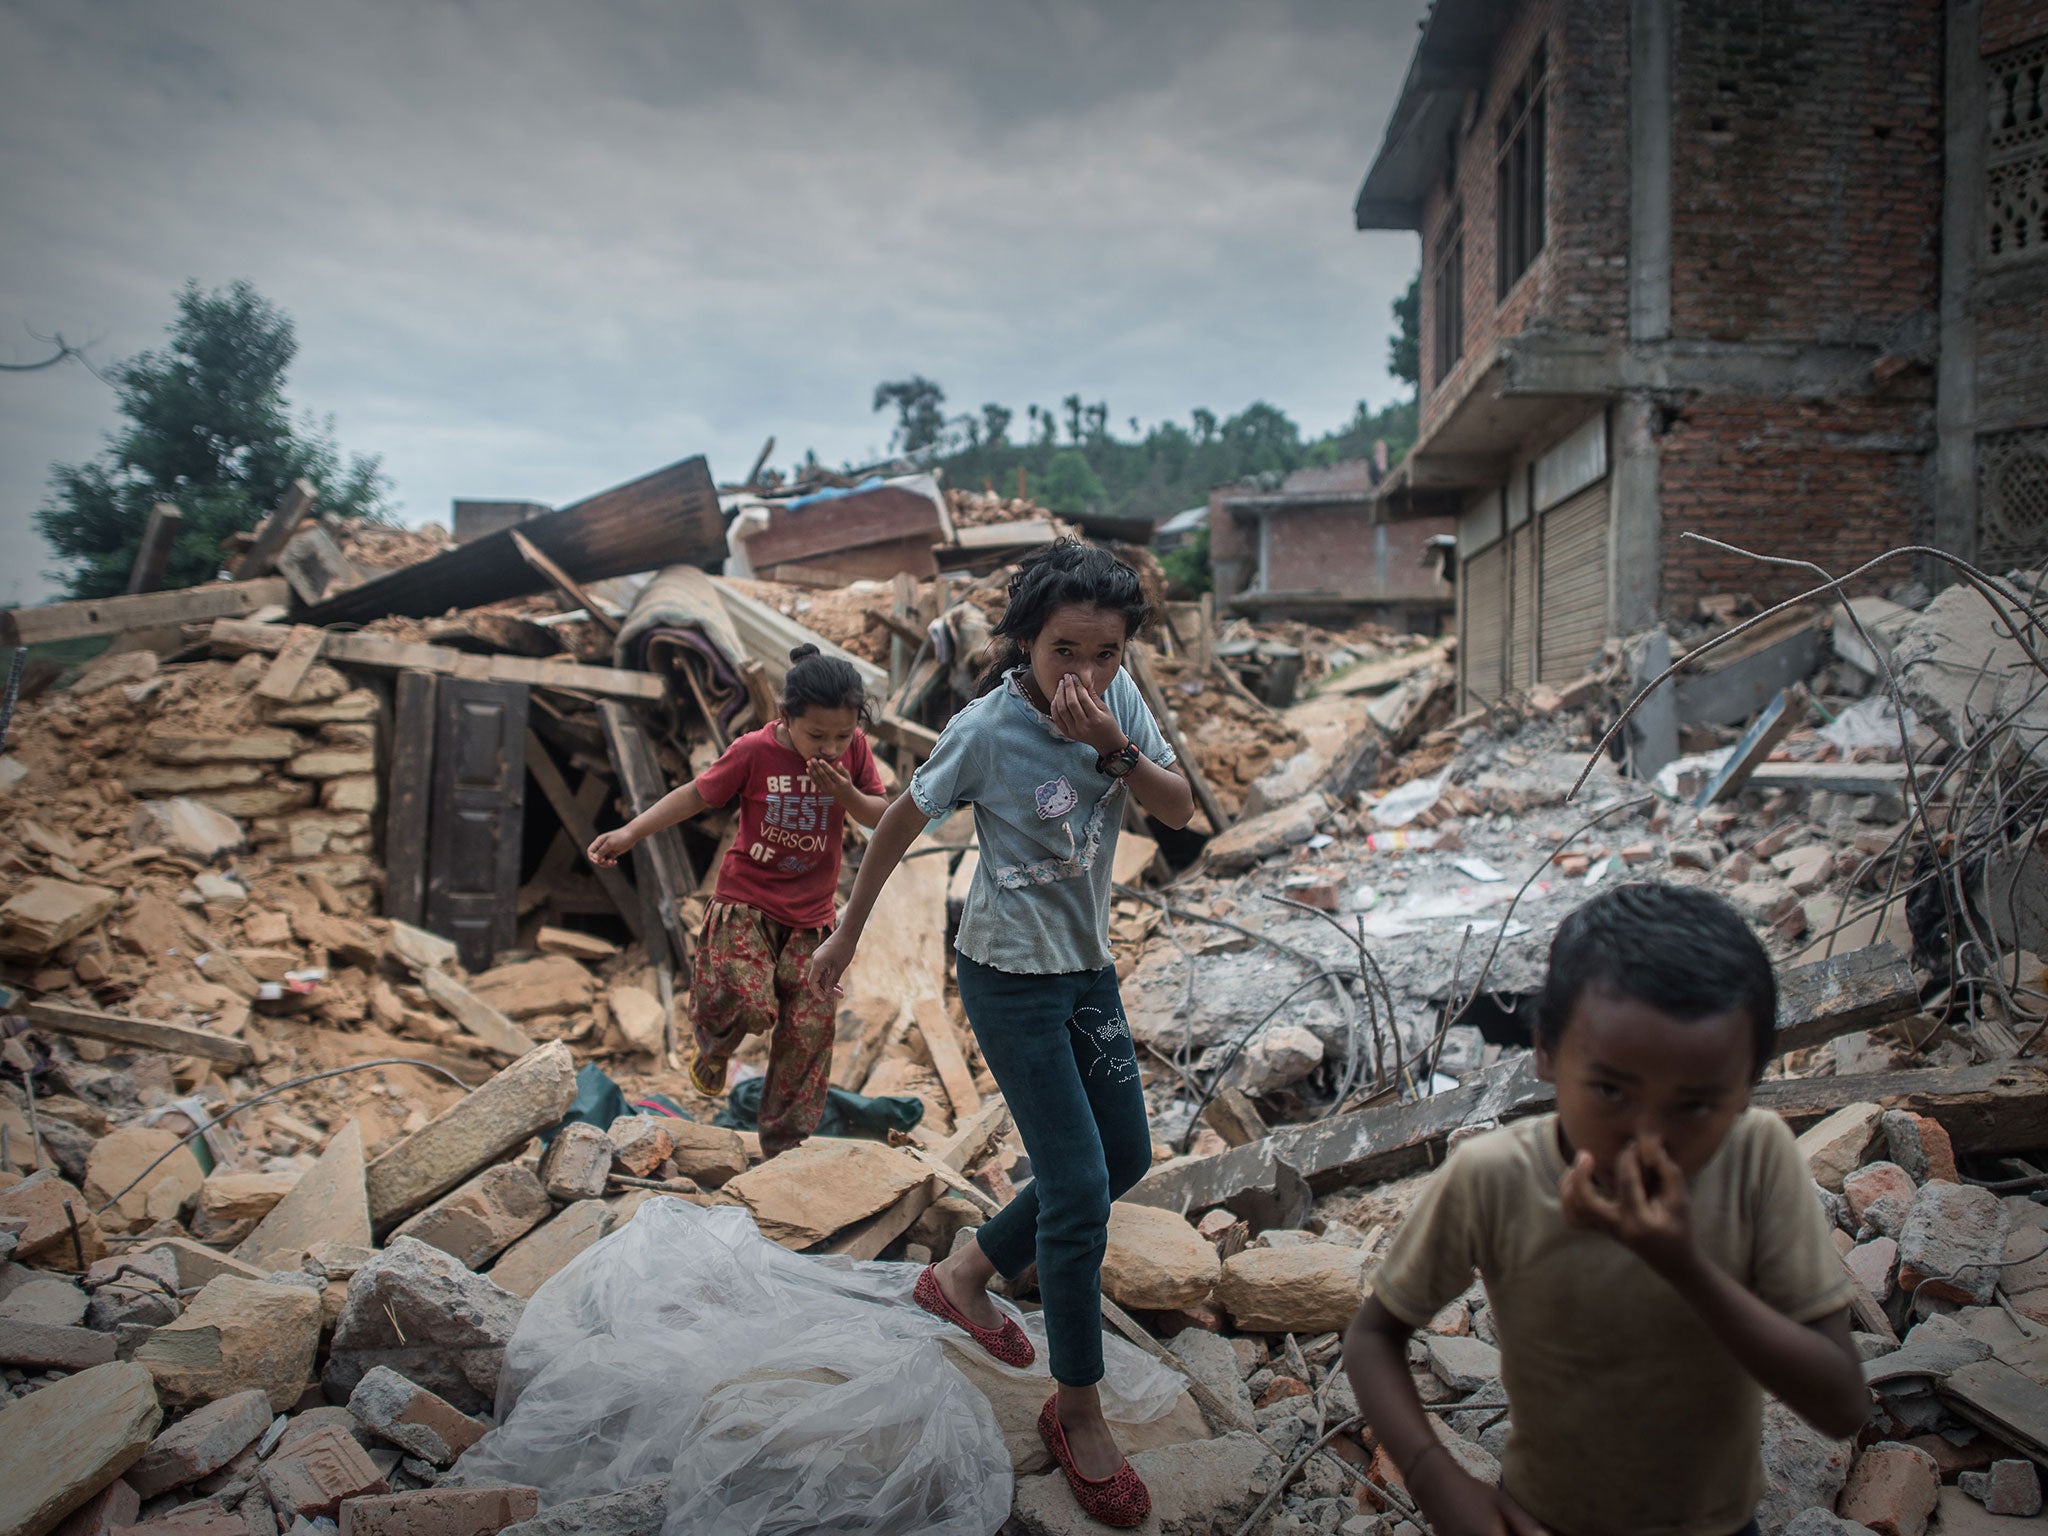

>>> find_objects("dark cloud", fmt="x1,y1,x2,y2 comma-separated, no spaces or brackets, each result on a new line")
0,0,1426,605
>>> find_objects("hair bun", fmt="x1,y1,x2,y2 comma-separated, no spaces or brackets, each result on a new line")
788,643,821,663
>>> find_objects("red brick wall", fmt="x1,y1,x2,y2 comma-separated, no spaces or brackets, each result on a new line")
1668,0,1943,345
1656,396,1929,612
1262,509,1454,601
1208,488,1249,597
1420,0,1549,431
1983,0,2048,55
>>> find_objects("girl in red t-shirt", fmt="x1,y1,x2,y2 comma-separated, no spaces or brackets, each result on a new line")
588,645,887,1156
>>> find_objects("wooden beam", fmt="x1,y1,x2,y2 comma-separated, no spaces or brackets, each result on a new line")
1744,762,1936,797
1698,685,1806,806
26,1000,252,1068
523,734,643,938
208,619,665,701
234,479,316,580
383,671,436,927
600,701,697,973
1201,1087,1271,1149
126,503,183,595
873,711,941,757
1770,942,1919,1055
913,997,982,1119
518,772,612,918
511,529,620,637
254,626,328,703
1940,1360,2048,1469
1126,645,1232,833
1,580,290,648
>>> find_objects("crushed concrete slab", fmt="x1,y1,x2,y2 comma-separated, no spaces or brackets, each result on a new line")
388,1164,551,1271
325,1238,525,1413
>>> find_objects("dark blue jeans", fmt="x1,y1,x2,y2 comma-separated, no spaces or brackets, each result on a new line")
957,954,1153,1387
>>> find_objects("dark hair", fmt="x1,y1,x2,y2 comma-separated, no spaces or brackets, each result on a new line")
1537,881,1777,1079
780,644,869,723
974,539,1151,695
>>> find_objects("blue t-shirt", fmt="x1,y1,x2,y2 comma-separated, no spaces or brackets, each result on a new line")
910,666,1174,975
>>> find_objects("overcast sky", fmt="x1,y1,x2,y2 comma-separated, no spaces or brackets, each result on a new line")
0,0,1427,607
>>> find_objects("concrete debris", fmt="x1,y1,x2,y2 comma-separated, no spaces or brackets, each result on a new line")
535,1122,612,1203
498,1478,668,1536
1099,1202,1222,1310
324,1239,524,1413
338,1486,540,1536
345,1366,487,1466
485,1200,611,1298
387,1163,551,1271
134,1275,323,1413
128,1387,274,1498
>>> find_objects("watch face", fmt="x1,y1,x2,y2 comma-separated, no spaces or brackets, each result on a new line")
1105,751,1135,776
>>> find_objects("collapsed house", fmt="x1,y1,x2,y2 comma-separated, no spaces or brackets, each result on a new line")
1,427,2047,1536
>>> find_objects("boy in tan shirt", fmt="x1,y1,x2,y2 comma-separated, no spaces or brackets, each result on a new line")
1344,882,1871,1536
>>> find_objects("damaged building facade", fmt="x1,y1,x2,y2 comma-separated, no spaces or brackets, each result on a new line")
1358,0,2048,711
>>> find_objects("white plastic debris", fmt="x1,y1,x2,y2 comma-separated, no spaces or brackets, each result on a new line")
453,1199,1184,1535
1820,694,1919,752
1370,766,1454,829
1452,857,1506,883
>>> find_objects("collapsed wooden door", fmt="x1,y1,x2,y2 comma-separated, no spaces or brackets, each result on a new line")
426,678,530,969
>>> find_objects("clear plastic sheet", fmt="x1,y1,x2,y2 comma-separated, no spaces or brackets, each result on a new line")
453,1198,1184,1535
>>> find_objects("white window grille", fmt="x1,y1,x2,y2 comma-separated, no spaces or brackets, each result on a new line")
1979,427,2048,571
1987,39,2048,267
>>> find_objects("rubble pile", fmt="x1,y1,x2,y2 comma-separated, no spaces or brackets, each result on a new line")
5,447,2048,1534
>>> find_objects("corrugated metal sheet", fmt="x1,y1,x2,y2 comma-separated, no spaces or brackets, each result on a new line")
1539,481,1610,684
1463,541,1507,710
293,456,724,627
1508,521,1538,693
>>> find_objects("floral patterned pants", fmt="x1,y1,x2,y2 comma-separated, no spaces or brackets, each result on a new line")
691,901,836,1158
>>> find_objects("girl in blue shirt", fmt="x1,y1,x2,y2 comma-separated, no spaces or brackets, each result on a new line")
810,542,1194,1529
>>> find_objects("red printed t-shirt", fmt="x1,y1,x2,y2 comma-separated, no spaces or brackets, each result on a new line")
692,723,885,929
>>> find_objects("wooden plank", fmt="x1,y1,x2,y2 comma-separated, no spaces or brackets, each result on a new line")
1939,1359,2048,1468
913,997,982,1119
524,734,643,938
415,966,537,1057
1126,645,1232,833
126,503,183,595
1839,1252,1899,1348
384,671,437,926
26,1000,252,1068
292,456,723,627
743,484,944,569
600,702,697,973
255,626,328,703
518,773,611,917
1698,685,1806,806
1772,942,1918,1054
1752,1062,2048,1153
234,479,316,580
873,711,941,758
2,580,290,648
1744,762,1935,797
426,678,529,971
208,620,665,701
823,1099,1012,1261
1201,1087,1271,1149
511,529,620,637
951,518,1057,550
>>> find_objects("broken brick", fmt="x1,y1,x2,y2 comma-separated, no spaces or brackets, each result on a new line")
1896,1182,2010,1305
257,1424,389,1520
347,1366,488,1467
129,1387,274,1499
338,1485,540,1536
536,1122,612,1203
1838,1440,1938,1536
388,1163,550,1271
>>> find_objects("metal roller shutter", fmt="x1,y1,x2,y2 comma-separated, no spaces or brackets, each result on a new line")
1463,541,1507,710
1508,521,1538,694
1537,481,1610,685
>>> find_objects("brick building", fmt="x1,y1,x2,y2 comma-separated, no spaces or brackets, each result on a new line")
1207,460,1454,629
1356,0,2048,710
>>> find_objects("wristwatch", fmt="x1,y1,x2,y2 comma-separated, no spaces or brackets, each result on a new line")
1097,741,1141,778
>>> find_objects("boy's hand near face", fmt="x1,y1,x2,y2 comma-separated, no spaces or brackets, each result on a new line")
1559,1136,1695,1278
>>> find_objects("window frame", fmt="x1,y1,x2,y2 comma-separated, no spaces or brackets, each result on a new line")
1430,205,1466,392
1495,41,1549,301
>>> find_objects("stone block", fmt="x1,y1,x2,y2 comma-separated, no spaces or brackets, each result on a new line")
1203,794,1329,876
325,1238,525,1413
129,1387,273,1498
0,1316,118,1370
0,1168,106,1270
322,776,381,813
1008,1429,1278,1536
1897,1183,2010,1305
347,1365,488,1466
467,957,594,1022
47,1477,139,1536
498,1479,667,1536
108,1503,248,1534
1838,1440,1938,1536
235,1121,371,1273
0,877,121,959
1424,1334,1502,1394
1099,1201,1221,1310
287,749,378,779
0,1270,88,1326
388,1164,550,1271
1845,1237,1899,1302
663,1121,748,1188
191,1171,299,1245
0,1361,162,1536
1756,1398,1852,1532
606,1117,672,1179
1979,1459,2043,1517
339,1485,539,1535
257,1424,389,1520
146,728,302,764
1796,1103,1885,1193
135,1275,322,1413
486,1200,609,1299
364,1043,578,1228
725,1140,925,1247
536,1124,612,1204
1216,1244,1367,1334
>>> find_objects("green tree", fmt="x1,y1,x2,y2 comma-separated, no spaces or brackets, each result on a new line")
37,280,389,600
1389,275,1420,389
872,375,947,453
981,403,1012,446
1159,526,1211,595
1039,449,1107,515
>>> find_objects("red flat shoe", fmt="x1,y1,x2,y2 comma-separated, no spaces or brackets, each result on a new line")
914,1264,1035,1368
1036,1394,1151,1528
